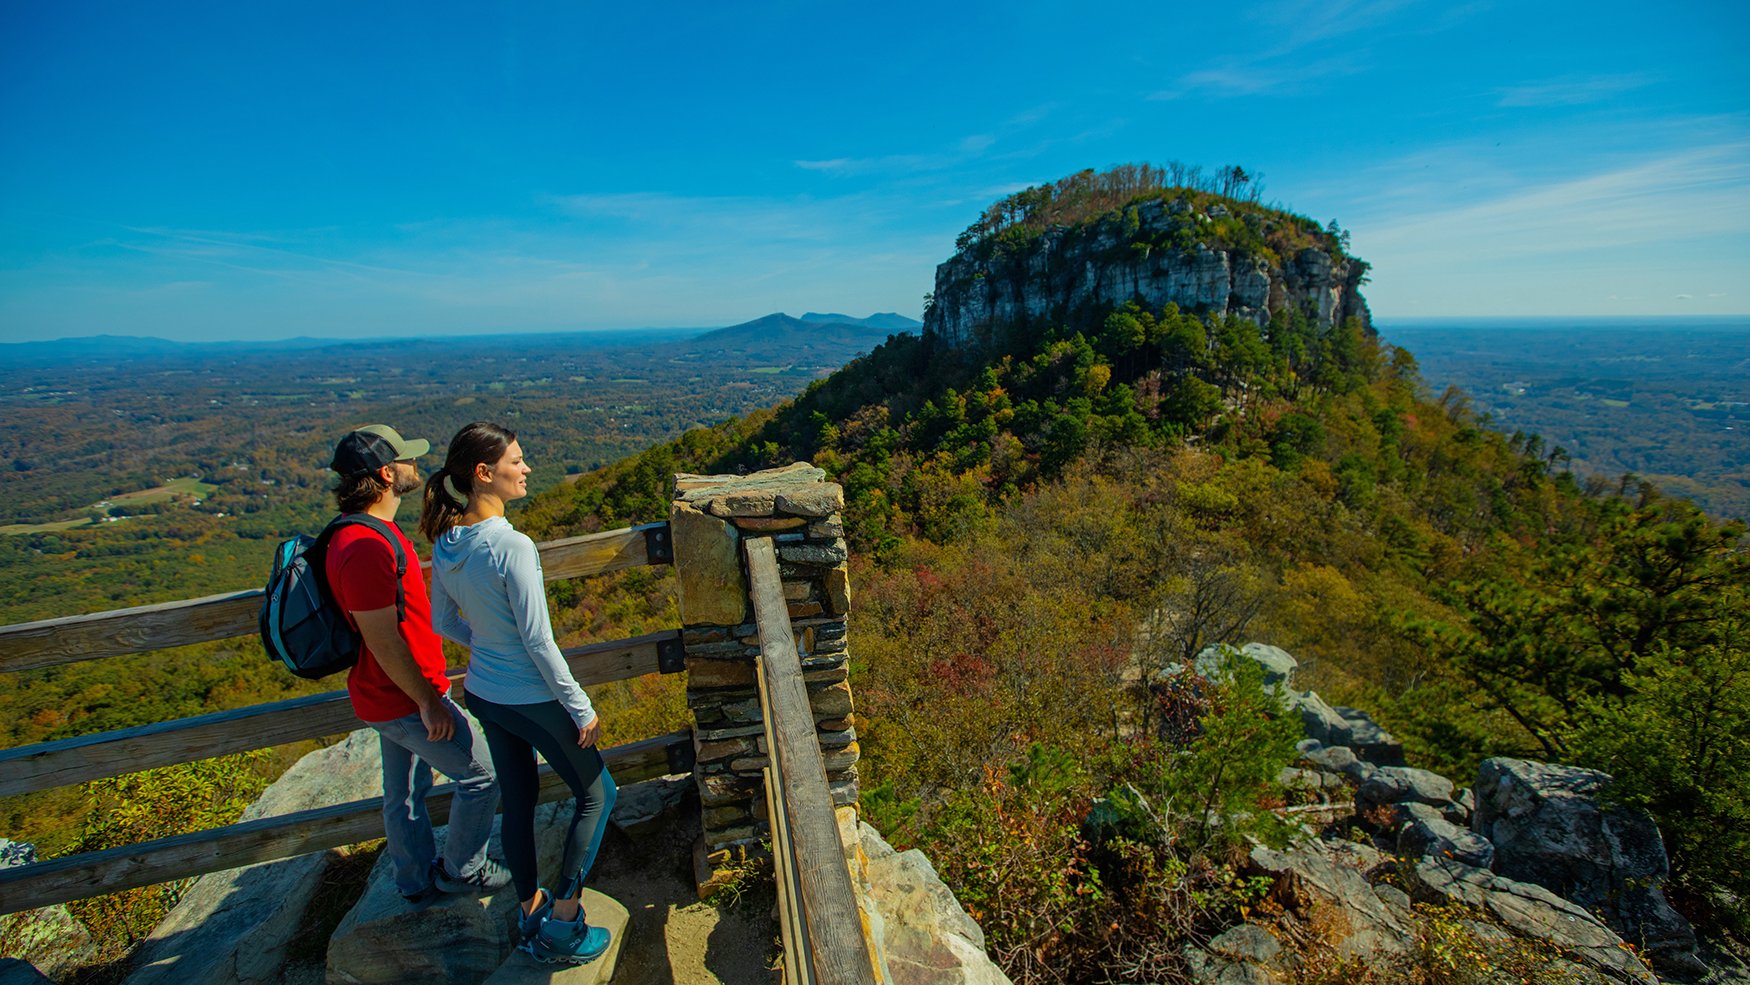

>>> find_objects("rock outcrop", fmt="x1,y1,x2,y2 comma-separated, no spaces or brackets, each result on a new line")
123,729,389,985
853,819,1012,985
1406,856,1659,983
0,840,93,979
328,775,678,984
1474,758,1700,972
924,195,1370,354
1196,641,1708,984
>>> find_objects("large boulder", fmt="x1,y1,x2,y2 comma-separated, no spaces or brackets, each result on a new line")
1473,758,1697,967
1297,741,1375,784
1195,643,1298,688
859,823,1012,985
1397,816,1494,869
327,803,531,984
1183,923,1283,985
1406,856,1657,984
607,773,693,838
125,729,388,985
0,840,93,979
479,889,628,985
1287,692,1403,765
328,792,642,985
1247,839,1408,963
1355,766,1456,814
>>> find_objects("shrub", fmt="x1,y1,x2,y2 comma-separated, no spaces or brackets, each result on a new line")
63,752,269,957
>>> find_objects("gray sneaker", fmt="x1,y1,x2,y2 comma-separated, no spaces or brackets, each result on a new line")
433,858,513,895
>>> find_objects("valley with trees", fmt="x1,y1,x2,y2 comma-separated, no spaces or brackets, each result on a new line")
1385,319,1749,522
3,170,1746,982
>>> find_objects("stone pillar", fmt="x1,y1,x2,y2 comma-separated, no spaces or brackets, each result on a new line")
670,463,861,893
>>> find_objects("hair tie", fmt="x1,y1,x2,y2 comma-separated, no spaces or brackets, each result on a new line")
443,473,468,504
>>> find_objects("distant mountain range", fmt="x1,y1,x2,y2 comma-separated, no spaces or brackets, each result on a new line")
681,312,920,356
798,312,922,332
0,313,921,366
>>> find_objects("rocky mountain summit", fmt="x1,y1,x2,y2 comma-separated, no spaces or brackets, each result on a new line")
923,192,1371,354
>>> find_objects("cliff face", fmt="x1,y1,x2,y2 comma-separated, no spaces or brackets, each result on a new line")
923,195,1372,352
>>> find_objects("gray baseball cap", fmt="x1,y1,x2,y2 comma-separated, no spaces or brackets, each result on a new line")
330,424,431,475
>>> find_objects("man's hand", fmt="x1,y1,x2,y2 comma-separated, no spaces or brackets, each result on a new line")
419,697,456,742
354,605,451,738
577,717,600,749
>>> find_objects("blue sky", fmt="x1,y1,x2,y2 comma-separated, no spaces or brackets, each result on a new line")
2,1,1746,342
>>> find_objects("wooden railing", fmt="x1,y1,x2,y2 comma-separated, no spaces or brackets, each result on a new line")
746,538,878,985
0,513,882,985
0,522,681,916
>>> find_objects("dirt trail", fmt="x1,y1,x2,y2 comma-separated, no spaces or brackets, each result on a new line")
587,814,780,985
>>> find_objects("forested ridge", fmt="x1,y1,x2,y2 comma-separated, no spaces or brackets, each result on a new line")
3,171,1745,980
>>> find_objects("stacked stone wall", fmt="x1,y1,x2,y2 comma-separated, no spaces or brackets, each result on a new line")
670,463,861,882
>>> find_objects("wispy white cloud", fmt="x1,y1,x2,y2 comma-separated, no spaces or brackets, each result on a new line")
1248,0,1423,53
1149,0,1433,100
1495,74,1654,108
1358,141,1750,257
793,123,1028,178
1149,58,1361,100
117,225,434,280
1349,138,1750,314
792,133,1003,177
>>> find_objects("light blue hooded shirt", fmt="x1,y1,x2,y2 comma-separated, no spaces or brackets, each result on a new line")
430,515,596,728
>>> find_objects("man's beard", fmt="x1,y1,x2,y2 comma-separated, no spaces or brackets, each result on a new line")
392,470,423,496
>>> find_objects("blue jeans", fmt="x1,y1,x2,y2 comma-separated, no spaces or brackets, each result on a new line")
370,696,500,897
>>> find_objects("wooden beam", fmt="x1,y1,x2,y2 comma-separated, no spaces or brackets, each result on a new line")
536,522,670,581
0,523,671,674
0,630,682,798
0,731,690,916
745,538,877,985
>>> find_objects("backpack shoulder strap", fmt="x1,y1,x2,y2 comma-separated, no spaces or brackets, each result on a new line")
327,513,409,623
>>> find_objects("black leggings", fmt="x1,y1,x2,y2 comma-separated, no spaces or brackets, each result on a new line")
465,691,617,903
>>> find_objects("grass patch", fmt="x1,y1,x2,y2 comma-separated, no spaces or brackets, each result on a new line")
0,517,95,535
1600,398,1631,408
106,478,218,506
749,366,790,375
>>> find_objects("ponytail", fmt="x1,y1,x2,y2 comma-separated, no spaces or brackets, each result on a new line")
418,467,468,541
417,421,517,541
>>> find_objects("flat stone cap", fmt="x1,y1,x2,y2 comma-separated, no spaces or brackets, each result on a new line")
674,462,827,501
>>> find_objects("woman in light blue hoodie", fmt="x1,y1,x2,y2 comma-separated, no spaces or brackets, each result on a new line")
418,422,616,966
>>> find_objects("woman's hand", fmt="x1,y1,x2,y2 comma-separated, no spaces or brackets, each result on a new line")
577,717,600,749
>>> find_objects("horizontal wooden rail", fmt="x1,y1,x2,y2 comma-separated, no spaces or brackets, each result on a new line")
0,522,671,675
747,538,877,985
0,730,692,916
0,630,684,798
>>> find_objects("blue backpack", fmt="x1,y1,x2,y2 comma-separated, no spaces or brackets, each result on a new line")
260,513,407,679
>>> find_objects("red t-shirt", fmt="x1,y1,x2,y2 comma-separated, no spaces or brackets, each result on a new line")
324,518,451,723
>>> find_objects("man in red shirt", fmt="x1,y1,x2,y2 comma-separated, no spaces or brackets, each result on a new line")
326,424,509,901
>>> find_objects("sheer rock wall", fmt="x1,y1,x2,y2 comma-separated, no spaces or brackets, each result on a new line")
924,196,1371,353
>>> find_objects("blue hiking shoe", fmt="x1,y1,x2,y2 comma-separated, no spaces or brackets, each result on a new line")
516,888,553,944
524,914,612,965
